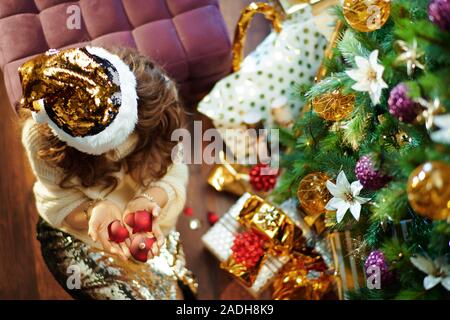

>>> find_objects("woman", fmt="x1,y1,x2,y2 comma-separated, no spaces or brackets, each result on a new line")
20,46,196,299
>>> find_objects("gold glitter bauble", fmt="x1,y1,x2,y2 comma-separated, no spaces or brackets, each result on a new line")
297,172,332,216
343,0,391,33
407,161,450,220
312,90,355,121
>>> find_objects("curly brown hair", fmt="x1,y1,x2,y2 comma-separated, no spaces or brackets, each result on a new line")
21,47,185,191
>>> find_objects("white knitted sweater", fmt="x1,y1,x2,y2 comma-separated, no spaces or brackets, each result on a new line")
22,119,188,246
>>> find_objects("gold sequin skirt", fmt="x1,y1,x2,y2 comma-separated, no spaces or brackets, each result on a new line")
37,219,198,300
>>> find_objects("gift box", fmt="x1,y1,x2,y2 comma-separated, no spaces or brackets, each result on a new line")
207,151,277,198
326,220,415,300
202,193,337,298
272,254,334,300
327,231,366,300
201,193,293,297
207,161,252,196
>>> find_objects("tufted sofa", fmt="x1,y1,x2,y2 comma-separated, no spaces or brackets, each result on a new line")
0,0,232,108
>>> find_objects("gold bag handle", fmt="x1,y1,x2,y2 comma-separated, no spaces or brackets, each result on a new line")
231,1,336,72
232,2,283,72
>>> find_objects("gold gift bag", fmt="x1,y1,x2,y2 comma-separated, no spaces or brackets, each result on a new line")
198,2,330,159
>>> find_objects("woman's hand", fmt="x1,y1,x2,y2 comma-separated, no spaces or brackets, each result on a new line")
124,196,165,260
88,200,131,261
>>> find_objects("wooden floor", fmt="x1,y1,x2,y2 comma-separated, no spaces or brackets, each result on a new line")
0,0,270,300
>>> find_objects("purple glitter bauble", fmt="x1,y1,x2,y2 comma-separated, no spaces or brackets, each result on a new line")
388,83,421,123
355,155,390,190
429,0,450,32
364,250,393,285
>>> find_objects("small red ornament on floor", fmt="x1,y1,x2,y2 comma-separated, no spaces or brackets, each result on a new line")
231,230,267,268
124,210,152,234
207,211,219,225
130,235,156,262
249,163,279,192
183,206,194,217
107,220,130,243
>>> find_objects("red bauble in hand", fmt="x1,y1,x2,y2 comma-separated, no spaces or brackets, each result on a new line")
231,230,266,268
249,164,279,192
124,210,152,234
107,220,130,243
130,235,156,262
124,212,135,227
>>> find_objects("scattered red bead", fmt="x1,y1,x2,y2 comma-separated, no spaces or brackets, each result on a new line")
207,211,219,225
183,207,194,217
231,230,267,268
249,164,279,192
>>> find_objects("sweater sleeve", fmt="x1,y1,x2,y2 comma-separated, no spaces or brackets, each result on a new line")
22,120,89,228
146,145,189,232
148,160,188,233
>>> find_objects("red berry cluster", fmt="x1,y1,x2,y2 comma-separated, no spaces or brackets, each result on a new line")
249,164,279,192
231,230,266,268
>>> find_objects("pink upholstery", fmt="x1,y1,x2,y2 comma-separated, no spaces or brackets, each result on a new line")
0,0,232,108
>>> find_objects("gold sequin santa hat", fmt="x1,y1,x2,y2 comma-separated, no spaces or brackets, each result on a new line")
19,47,138,155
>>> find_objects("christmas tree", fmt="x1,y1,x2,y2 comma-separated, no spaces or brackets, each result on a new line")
273,0,450,299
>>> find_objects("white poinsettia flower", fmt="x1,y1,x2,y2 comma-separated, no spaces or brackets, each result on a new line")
325,171,371,223
346,50,388,105
431,114,450,145
410,255,450,291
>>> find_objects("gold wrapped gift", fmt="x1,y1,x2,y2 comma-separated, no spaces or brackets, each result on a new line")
202,193,292,296
328,231,367,299
272,254,334,300
220,254,267,288
238,195,300,255
207,151,270,197
208,162,251,196
220,195,305,288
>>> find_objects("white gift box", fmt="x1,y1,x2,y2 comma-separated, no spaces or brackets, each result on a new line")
201,193,290,297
